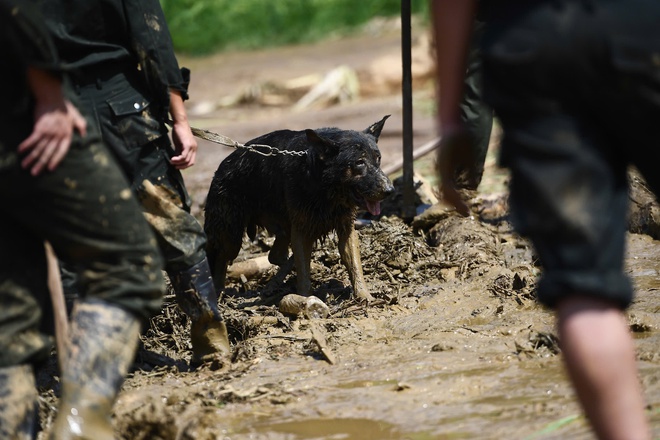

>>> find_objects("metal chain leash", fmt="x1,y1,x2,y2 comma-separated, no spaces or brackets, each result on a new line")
188,125,307,157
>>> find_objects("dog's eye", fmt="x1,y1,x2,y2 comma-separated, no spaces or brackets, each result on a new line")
356,159,366,168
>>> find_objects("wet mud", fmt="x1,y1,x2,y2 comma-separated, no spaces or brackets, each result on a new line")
35,184,660,439
35,27,660,439
107,190,659,440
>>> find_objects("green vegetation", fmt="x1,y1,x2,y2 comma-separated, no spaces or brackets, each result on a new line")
160,0,429,55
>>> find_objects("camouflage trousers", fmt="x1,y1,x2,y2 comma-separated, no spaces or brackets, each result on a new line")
0,127,165,368
71,69,207,273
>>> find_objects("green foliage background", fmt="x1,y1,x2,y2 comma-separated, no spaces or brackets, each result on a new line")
160,0,429,55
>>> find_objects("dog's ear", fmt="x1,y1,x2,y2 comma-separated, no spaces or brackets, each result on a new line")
363,115,390,141
306,129,339,161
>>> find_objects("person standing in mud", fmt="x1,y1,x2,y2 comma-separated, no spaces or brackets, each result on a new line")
31,0,232,367
452,12,493,196
432,0,658,439
0,1,165,438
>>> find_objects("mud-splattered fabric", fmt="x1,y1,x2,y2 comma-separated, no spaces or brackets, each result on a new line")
481,0,660,308
34,0,209,273
0,365,38,439
0,1,165,368
0,130,166,365
31,0,187,106
69,69,208,272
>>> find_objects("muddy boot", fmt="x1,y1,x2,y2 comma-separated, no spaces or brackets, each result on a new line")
170,258,231,369
49,300,141,440
59,260,80,316
190,313,231,369
0,365,38,440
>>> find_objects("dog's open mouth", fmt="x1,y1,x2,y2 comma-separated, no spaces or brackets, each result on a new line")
363,198,382,216
352,189,383,216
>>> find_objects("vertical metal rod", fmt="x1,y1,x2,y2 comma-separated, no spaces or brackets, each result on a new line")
401,0,416,220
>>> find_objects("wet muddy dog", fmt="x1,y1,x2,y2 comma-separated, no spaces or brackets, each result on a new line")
204,115,394,301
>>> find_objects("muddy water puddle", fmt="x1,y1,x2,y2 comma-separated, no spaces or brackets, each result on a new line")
107,229,659,440
208,232,658,440
30,214,653,440
213,355,591,439
238,418,422,440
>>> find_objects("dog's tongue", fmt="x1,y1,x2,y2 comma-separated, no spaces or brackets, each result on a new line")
365,199,381,216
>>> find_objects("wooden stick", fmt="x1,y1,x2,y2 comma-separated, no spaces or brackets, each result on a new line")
382,136,442,176
45,241,68,371
226,255,274,280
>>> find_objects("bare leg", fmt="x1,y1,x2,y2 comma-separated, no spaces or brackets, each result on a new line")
556,295,650,440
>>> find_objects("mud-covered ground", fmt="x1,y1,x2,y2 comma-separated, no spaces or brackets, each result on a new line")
38,22,659,439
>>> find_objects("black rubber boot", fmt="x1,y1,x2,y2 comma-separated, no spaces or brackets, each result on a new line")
0,365,38,440
170,258,231,368
48,300,141,440
59,260,80,316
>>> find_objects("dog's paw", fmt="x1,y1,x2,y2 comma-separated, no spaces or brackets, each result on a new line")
354,290,375,303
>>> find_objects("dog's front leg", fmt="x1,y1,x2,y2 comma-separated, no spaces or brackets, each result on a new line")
338,227,374,301
264,255,294,294
290,228,313,296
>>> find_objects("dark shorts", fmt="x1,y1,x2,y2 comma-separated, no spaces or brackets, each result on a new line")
481,0,660,309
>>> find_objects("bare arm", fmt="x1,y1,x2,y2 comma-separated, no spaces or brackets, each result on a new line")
431,0,477,215
432,0,476,132
19,67,87,176
168,89,197,169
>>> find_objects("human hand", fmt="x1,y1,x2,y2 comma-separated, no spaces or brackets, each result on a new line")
436,127,475,216
170,119,198,169
168,89,197,169
19,83,87,176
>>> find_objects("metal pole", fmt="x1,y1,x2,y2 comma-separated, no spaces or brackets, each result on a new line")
401,0,415,220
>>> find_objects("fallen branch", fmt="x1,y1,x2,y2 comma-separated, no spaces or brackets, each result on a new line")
310,322,336,365
226,255,274,280
382,136,441,176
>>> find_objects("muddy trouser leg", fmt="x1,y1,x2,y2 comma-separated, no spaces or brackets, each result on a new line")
77,73,232,367
129,136,231,367
0,365,39,440
0,131,165,438
0,225,51,440
457,19,493,192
